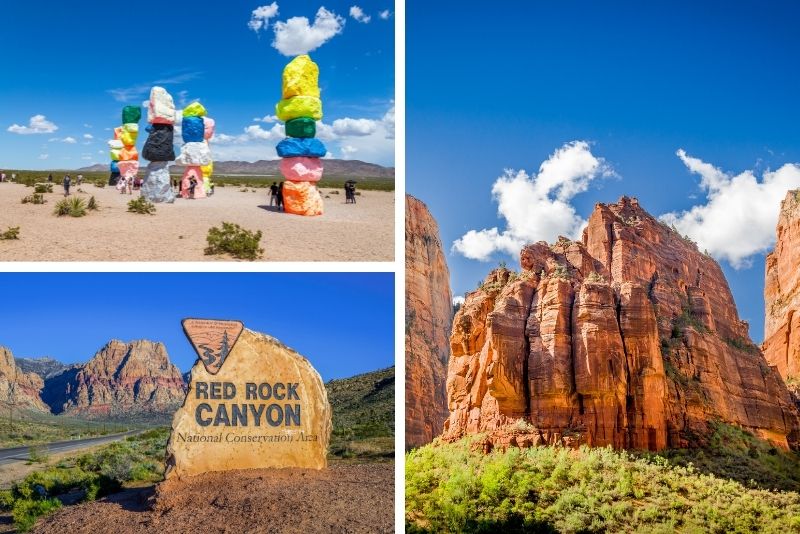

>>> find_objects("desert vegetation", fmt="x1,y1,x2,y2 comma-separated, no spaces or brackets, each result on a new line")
53,197,87,217
204,222,264,260
0,428,168,531
0,226,20,240
126,197,156,215
406,429,800,533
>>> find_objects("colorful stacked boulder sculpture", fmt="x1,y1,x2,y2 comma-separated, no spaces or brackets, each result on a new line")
176,101,212,199
276,55,325,216
108,106,140,186
141,87,177,203
201,116,215,195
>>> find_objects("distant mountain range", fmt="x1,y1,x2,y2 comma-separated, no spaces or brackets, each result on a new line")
6,342,394,428
77,159,394,179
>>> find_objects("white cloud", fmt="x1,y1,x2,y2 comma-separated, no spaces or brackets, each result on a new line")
253,115,278,123
249,2,279,32
332,117,377,136
272,7,345,56
108,72,200,103
341,145,358,158
38,154,49,160
83,123,92,128
379,10,390,19
660,150,800,269
243,123,285,141
453,296,465,306
83,133,93,140
349,6,370,23
7,114,58,134
453,141,613,261
62,136,77,144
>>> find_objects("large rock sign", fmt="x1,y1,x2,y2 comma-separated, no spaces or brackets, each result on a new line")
166,319,331,479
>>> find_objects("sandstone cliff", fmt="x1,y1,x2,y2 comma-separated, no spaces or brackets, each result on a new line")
406,195,452,448
43,340,186,419
764,190,800,382
0,346,49,411
445,197,800,451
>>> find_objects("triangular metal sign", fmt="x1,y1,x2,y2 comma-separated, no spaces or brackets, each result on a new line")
182,318,244,375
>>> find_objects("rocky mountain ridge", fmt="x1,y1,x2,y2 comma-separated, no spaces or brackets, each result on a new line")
78,158,394,179
42,339,186,420
444,196,800,452
0,346,50,411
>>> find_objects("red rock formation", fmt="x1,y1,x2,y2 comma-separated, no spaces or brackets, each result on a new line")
0,346,49,412
406,196,452,448
764,190,800,381
444,197,800,451
44,340,186,419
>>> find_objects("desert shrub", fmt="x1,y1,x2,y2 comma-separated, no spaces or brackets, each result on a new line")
27,445,49,464
11,498,61,532
204,222,263,260
330,190,340,194
127,197,156,215
406,436,800,533
87,196,99,211
94,180,106,188
53,197,87,217
0,226,20,240
21,193,46,205
34,183,52,194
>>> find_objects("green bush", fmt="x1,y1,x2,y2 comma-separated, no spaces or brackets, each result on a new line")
87,196,99,211
21,193,46,205
0,226,20,240
34,183,53,194
94,180,106,188
406,436,800,533
127,197,156,215
12,497,61,532
53,197,87,217
204,222,263,260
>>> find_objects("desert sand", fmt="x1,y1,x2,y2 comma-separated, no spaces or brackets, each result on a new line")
0,182,393,261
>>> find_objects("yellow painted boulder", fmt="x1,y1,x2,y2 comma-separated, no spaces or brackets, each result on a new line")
276,96,322,122
183,102,207,118
201,162,213,179
282,54,320,98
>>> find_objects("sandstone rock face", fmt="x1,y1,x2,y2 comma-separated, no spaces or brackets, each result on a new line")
43,340,185,419
166,328,331,479
764,190,800,381
406,196,452,448
0,346,49,412
445,197,800,451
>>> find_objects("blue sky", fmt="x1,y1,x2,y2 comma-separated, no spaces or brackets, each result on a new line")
407,0,800,342
0,0,394,170
0,273,394,380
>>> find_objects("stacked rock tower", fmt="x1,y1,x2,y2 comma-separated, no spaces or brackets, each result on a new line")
108,106,140,186
275,55,325,216
176,102,213,199
141,87,177,203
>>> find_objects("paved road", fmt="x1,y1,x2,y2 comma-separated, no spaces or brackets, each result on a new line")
0,430,140,466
